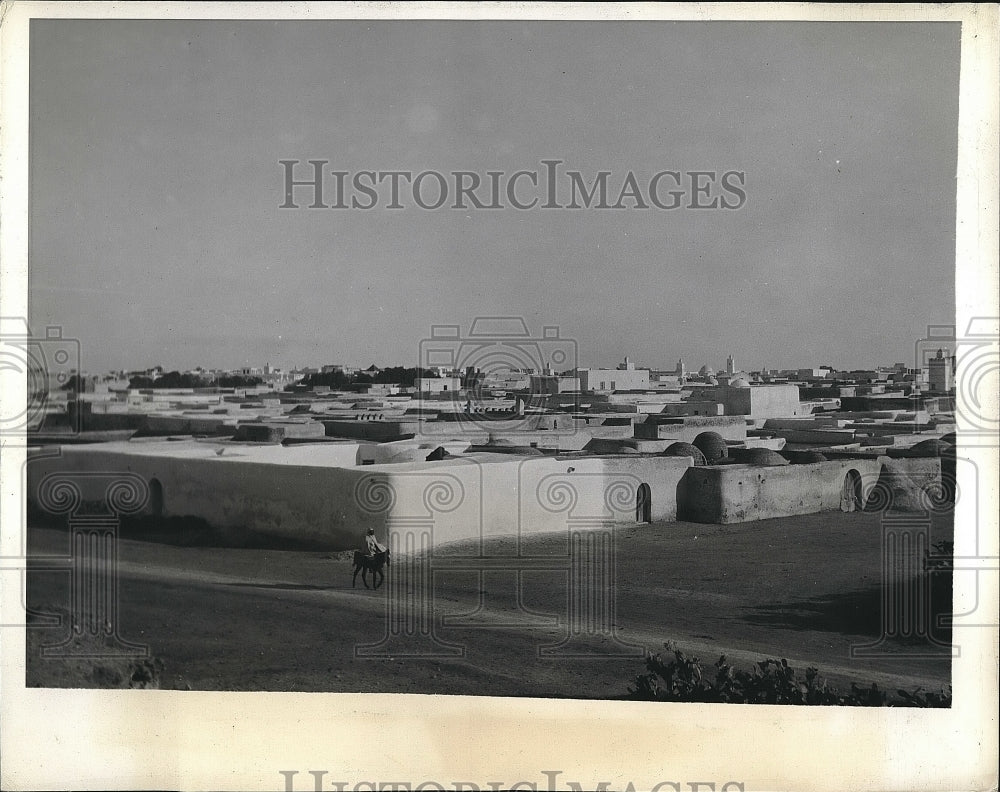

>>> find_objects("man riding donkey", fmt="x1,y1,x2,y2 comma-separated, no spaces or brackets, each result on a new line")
353,527,390,589
364,527,387,556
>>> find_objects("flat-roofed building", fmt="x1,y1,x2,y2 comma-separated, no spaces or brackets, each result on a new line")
576,361,649,392
415,376,462,393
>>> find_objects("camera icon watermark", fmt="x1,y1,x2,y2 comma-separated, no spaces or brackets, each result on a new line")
914,317,999,445
953,317,999,442
416,317,578,438
0,317,81,439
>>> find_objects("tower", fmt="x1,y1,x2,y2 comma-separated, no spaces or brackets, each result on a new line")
927,349,953,392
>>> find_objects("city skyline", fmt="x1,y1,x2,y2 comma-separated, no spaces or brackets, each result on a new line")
73,344,934,378
28,21,960,373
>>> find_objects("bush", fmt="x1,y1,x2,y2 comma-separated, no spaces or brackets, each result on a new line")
629,644,950,706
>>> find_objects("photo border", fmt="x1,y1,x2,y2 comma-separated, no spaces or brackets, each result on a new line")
1,3,997,791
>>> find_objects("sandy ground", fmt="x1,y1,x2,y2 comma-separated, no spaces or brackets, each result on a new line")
25,510,953,699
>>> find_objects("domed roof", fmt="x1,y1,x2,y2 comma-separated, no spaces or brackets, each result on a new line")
705,376,718,386
909,438,953,457
939,432,956,445
662,442,707,466
698,365,715,377
728,376,751,388
692,431,728,463
744,448,790,466
782,449,828,464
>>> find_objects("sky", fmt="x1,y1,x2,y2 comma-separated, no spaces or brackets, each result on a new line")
28,20,960,373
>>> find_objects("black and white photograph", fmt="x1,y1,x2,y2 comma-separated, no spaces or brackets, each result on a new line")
1,3,997,791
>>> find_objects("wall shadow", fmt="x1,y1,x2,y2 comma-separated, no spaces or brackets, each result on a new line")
741,577,952,642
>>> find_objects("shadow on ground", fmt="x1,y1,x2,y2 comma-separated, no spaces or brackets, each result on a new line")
27,506,341,551
741,576,952,643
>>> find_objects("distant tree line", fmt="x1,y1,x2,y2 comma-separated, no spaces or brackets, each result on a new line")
127,371,263,389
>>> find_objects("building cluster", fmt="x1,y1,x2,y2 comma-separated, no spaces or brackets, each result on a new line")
26,348,959,550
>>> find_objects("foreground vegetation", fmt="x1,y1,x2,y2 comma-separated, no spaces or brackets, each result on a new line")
629,644,951,706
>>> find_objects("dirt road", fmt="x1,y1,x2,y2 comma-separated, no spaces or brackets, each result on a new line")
25,510,953,698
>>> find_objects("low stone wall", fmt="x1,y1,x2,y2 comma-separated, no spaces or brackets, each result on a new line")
634,416,747,443
677,459,884,524
141,415,235,436
25,446,692,549
322,420,421,441
581,438,671,454
763,428,858,445
26,441,946,544
743,437,786,450
26,445,376,547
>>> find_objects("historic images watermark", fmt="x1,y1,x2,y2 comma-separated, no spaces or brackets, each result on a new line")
851,506,958,660
354,317,641,660
0,318,147,656
278,770,746,792
1,319,82,637
279,160,746,211
416,317,578,438
351,463,644,660
912,318,1000,446
24,471,150,659
0,317,81,438
850,318,1000,659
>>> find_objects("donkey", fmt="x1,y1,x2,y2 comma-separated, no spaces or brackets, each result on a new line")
352,548,390,589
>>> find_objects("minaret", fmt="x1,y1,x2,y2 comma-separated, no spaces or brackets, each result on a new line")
677,358,685,376
726,354,736,375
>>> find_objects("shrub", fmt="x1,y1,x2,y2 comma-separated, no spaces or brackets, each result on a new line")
629,644,950,707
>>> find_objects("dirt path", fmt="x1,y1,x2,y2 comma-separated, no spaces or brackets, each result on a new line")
25,510,954,698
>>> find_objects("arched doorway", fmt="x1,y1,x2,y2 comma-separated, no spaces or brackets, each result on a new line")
149,478,164,518
636,483,652,523
840,469,862,512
